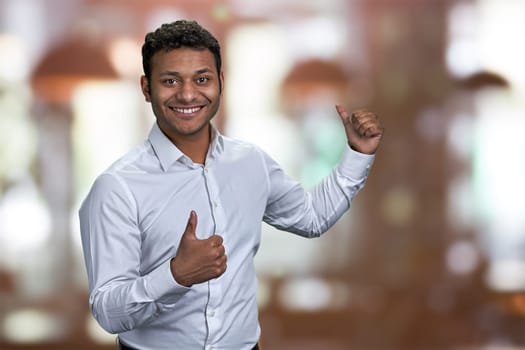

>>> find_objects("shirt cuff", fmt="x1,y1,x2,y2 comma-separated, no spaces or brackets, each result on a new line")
338,145,375,181
145,258,191,304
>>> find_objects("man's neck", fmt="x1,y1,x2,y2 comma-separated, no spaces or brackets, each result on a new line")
170,126,211,165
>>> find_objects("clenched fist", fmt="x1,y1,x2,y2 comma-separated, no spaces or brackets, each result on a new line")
170,211,227,287
336,105,384,154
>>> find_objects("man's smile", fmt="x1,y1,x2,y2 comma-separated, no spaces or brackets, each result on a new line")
170,106,204,114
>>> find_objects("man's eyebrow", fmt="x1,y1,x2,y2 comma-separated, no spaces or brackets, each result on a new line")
159,68,214,77
159,70,180,77
196,68,214,74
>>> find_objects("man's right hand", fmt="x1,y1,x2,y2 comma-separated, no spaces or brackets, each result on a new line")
170,211,227,287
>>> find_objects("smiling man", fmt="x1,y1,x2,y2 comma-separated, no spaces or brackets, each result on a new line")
79,20,383,350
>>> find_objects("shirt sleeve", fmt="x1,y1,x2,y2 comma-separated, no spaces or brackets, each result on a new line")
262,145,375,237
79,173,190,334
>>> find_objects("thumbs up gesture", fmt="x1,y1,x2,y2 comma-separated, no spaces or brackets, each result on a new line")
170,211,227,287
336,105,384,155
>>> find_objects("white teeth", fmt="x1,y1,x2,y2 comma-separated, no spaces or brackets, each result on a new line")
172,107,201,114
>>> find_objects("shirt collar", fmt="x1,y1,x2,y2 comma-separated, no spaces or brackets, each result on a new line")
148,122,224,172
207,124,224,162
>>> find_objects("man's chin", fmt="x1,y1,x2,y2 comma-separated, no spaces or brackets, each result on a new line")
173,123,210,138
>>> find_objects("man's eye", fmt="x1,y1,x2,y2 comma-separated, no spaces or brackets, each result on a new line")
196,77,210,84
164,79,177,85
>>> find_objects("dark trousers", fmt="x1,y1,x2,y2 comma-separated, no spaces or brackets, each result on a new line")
119,340,260,350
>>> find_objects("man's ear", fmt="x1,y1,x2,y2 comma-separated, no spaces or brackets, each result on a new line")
219,71,224,94
140,75,151,102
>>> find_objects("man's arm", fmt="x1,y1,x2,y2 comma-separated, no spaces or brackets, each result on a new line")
262,105,383,237
79,174,190,333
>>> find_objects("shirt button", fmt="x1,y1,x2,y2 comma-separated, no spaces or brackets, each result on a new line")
208,310,215,317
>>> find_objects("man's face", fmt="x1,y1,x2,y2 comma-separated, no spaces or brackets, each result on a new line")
141,47,223,145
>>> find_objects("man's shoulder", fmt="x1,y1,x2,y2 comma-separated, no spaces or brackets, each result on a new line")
220,134,263,154
82,143,151,203
103,141,156,175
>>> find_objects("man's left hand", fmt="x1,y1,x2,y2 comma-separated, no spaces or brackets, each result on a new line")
336,105,384,155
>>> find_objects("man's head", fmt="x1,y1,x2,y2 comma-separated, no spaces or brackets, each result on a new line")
139,20,224,149
142,20,222,82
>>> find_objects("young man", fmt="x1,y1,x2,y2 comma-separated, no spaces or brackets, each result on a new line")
79,20,383,350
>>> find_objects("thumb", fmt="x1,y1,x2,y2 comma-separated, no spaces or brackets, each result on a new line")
182,210,198,240
335,104,350,125
336,104,359,140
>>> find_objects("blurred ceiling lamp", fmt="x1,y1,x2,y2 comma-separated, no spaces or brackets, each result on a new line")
31,36,118,104
455,70,510,91
280,59,369,113
282,59,351,102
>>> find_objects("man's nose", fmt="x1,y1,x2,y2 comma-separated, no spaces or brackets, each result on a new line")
177,82,197,102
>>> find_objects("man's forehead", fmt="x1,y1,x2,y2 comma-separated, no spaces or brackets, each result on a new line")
152,48,214,64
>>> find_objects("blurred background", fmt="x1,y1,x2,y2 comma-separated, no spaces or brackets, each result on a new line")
1,0,525,349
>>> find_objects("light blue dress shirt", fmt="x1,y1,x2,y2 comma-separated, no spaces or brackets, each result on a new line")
79,122,374,350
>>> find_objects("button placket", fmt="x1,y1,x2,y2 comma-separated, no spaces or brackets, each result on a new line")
202,166,223,345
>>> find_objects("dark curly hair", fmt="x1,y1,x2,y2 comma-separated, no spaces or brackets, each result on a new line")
141,20,222,81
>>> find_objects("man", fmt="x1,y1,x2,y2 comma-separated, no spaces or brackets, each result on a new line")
79,20,383,350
